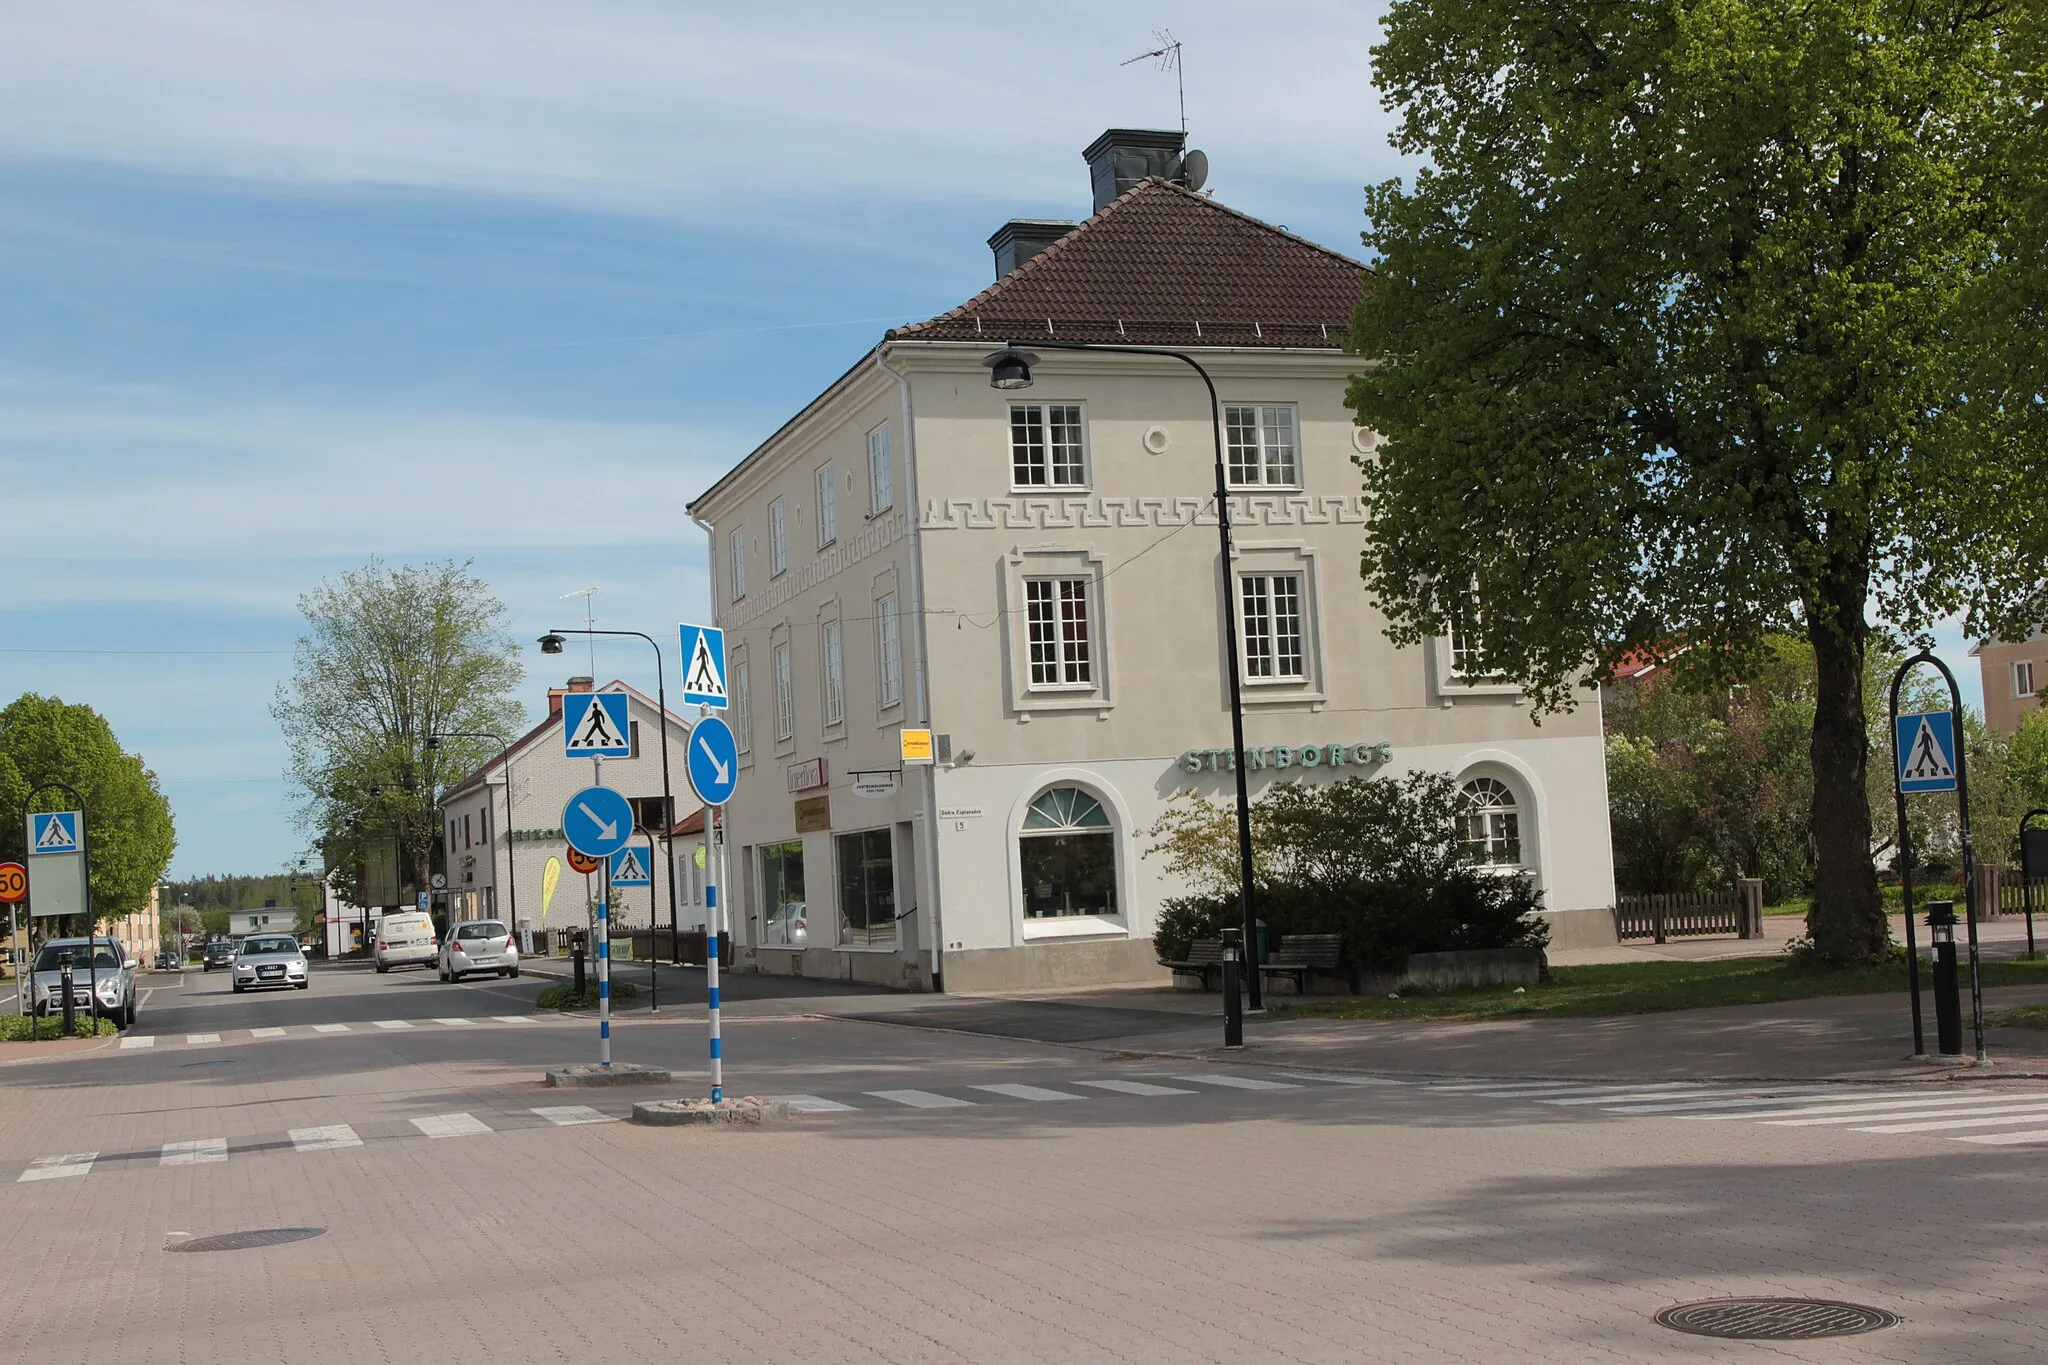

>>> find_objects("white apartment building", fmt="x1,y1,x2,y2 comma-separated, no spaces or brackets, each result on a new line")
436,678,701,940
686,129,1619,993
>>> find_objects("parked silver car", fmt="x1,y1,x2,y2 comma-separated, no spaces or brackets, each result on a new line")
28,938,136,1026
232,934,310,993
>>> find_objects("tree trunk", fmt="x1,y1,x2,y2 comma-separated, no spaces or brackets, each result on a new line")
1806,577,1889,962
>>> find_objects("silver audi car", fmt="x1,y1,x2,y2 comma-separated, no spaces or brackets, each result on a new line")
232,933,310,994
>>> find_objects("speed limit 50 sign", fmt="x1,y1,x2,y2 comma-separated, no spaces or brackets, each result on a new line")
0,862,26,904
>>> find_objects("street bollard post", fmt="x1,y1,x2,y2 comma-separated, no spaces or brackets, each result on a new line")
572,940,586,997
1927,901,1963,1057
59,953,76,1038
597,867,611,1069
1221,927,1244,1049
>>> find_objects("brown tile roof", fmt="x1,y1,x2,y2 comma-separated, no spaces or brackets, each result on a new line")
888,177,1365,350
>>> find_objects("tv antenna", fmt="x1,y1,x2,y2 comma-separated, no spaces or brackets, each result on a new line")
1121,29,1185,135
560,585,600,674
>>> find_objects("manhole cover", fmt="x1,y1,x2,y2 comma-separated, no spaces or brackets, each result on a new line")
1655,1297,1899,1339
168,1227,324,1254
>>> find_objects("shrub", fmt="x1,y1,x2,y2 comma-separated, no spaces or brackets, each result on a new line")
0,1014,120,1041
536,981,639,1010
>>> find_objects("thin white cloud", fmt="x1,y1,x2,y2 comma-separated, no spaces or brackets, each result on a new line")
1,2,1400,224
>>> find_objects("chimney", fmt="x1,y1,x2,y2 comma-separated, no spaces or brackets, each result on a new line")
988,219,1075,280
548,675,597,719
1082,128,1186,212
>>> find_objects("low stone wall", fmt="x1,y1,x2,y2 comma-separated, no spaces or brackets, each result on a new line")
1399,946,1545,991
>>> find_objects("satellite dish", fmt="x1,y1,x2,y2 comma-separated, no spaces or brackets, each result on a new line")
1180,149,1209,193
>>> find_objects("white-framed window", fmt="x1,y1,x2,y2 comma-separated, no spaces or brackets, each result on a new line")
1450,617,1488,678
733,657,752,753
769,498,788,577
1224,405,1300,487
821,620,844,727
727,528,746,600
2016,660,2036,699
1460,777,1522,866
1010,403,1086,487
1240,573,1305,680
1019,787,1118,919
816,465,836,547
773,641,794,742
1025,577,1092,687
876,594,902,708
868,425,893,515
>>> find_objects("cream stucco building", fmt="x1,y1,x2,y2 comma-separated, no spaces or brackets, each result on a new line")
686,130,1619,993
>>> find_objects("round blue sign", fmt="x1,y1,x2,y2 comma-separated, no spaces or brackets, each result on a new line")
561,785,636,859
686,716,739,807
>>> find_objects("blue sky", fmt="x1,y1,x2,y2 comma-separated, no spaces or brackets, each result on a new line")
0,3,1984,877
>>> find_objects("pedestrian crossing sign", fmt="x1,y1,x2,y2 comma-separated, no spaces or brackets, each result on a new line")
28,811,79,855
678,622,728,709
562,691,633,759
1896,710,1959,794
609,845,651,887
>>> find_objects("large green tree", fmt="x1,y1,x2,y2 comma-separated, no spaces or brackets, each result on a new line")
1349,0,2048,962
272,560,522,907
0,694,177,920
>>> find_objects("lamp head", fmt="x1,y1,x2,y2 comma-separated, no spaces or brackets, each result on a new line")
539,632,567,655
424,736,441,751
982,345,1038,391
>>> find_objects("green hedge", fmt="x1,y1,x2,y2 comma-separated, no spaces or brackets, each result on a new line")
0,1014,121,1041
536,981,639,1010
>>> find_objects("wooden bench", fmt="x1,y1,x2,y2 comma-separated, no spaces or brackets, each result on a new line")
1162,939,1226,991
1258,934,1347,995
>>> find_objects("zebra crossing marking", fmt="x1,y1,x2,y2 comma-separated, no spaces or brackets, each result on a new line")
972,1083,1085,1103
312,1023,350,1033
1850,1107,2048,1135
118,1036,155,1050
432,1018,472,1026
867,1089,975,1109
289,1124,363,1152
533,1105,612,1127
250,1028,287,1038
772,1094,859,1113
185,1034,219,1046
1173,1074,1300,1092
17,1153,96,1182
412,1112,493,1139
1075,1079,1198,1097
372,1020,414,1030
1959,1128,2048,1146
160,1139,228,1167
1749,1095,2043,1125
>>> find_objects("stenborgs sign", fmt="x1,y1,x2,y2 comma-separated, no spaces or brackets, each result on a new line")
1178,742,1392,774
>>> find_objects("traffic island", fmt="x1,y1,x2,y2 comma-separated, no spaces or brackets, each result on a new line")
544,1062,672,1088
630,1097,790,1127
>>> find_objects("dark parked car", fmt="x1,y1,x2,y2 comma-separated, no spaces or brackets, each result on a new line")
154,951,179,970
202,940,236,971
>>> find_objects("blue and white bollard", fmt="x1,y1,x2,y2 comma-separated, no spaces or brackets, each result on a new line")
706,883,722,1103
597,884,611,1068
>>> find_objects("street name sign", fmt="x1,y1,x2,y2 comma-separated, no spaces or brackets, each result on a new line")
1897,711,1960,794
562,786,635,860
686,716,739,807
562,691,633,759
679,622,729,709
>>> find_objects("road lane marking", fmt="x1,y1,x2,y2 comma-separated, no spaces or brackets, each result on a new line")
1429,1082,1583,1093
491,1015,537,1024
414,1112,494,1138
866,1089,975,1109
289,1124,363,1151
532,1106,613,1126
1960,1128,2048,1145
1600,1089,1898,1114
160,1139,228,1166
1533,1087,1728,1106
1849,1107,2048,1134
432,1018,473,1026
372,1020,414,1030
118,1036,156,1050
1171,1074,1300,1091
313,1023,350,1033
18,1153,96,1182
772,1095,859,1112
972,1083,1086,1103
1075,1079,1198,1097
185,1034,219,1045
250,1028,287,1038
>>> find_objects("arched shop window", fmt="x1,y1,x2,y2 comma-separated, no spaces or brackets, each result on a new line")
1020,787,1118,919
1459,777,1522,867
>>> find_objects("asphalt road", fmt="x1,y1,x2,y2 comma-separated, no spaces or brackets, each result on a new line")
3,963,2046,1362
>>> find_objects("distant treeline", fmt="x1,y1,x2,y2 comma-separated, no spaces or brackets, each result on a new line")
164,874,321,915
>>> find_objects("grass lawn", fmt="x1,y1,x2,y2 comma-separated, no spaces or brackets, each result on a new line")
1265,954,2048,1023
1986,1002,2048,1029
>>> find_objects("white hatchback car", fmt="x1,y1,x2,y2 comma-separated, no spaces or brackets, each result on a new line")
440,920,521,982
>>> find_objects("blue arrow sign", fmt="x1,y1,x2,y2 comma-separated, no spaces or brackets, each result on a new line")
686,715,739,807
609,844,651,887
562,691,633,759
1896,710,1959,794
28,811,79,856
562,786,636,859
679,622,728,709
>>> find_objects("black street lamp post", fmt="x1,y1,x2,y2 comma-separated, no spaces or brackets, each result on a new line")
426,732,520,949
984,341,1262,1013
540,630,683,972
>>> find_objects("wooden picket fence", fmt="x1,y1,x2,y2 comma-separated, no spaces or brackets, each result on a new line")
1615,881,1764,942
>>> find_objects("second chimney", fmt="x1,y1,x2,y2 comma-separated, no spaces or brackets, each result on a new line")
988,219,1075,279
1082,128,1186,212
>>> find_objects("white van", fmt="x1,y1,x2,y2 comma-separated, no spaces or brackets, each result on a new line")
374,912,438,973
